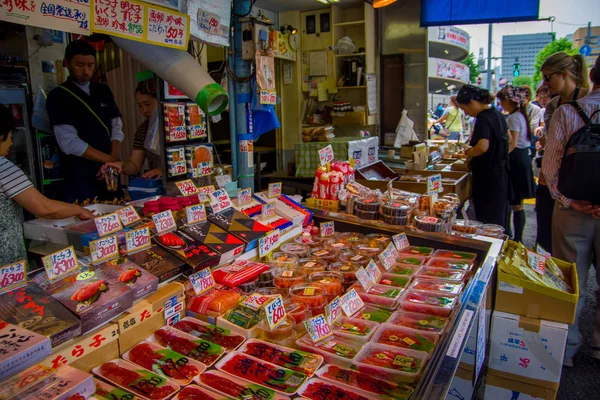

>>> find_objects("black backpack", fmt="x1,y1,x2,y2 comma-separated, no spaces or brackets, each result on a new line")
558,101,600,203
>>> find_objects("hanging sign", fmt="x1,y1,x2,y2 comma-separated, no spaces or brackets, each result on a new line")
393,233,410,252
259,229,280,258
188,0,231,47
0,0,90,36
146,4,190,49
259,89,277,105
43,246,80,281
237,188,252,205
268,182,282,198
318,145,334,166
175,179,199,196
152,210,177,235
265,295,286,330
126,226,151,254
117,205,141,227
95,213,123,237
0,260,27,295
303,314,333,343
186,204,207,225
320,221,335,237
189,267,216,296
90,235,119,264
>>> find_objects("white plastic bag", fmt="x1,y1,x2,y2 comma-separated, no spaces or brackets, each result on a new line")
394,110,419,148
32,86,53,133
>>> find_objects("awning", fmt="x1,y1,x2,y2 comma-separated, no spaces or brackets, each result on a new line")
421,0,540,27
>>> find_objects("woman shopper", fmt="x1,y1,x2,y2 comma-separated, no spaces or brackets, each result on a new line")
456,85,511,230
535,52,589,252
432,96,465,140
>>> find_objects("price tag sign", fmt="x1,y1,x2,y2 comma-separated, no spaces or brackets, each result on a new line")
186,204,207,225
94,213,123,237
340,289,365,317
242,292,272,311
152,210,177,235
209,188,233,213
262,203,276,219
198,161,213,177
117,205,141,227
527,250,547,275
259,89,277,105
303,314,333,343
259,229,280,258
42,246,80,281
90,235,119,264
175,179,199,196
320,221,335,237
237,188,252,205
325,296,342,325
427,174,443,194
366,259,382,284
318,144,335,166
379,242,399,271
0,260,27,294
126,227,151,254
189,267,216,296
356,267,374,292
265,295,286,330
197,185,216,202
536,244,552,259
392,233,410,252
268,182,282,198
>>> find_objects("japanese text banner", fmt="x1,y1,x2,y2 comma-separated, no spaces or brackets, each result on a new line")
0,0,90,35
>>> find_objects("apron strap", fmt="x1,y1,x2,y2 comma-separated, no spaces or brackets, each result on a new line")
58,86,110,137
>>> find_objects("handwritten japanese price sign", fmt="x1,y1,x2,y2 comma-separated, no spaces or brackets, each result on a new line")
197,185,215,202
320,221,335,237
90,235,119,264
318,144,334,166
146,4,190,50
242,292,271,311
198,161,212,177
94,212,123,237
527,250,547,275
259,89,277,105
366,259,382,284
186,204,207,225
171,160,187,176
237,188,252,205
379,242,399,271
189,267,216,296
268,182,282,198
117,205,141,227
152,210,177,235
261,203,276,219
265,295,286,330
536,244,552,259
0,260,27,294
392,233,409,253
304,314,333,343
340,288,365,317
175,179,199,196
126,226,151,254
43,246,80,281
259,229,280,258
193,4,230,46
209,188,233,213
356,267,374,292
427,174,443,194
325,296,342,325
92,0,145,40
0,0,90,36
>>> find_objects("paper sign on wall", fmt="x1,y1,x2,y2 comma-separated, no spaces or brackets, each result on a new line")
187,0,231,47
0,0,91,36
146,5,190,49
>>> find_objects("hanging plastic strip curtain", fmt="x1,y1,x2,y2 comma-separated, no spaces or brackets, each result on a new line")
421,0,540,26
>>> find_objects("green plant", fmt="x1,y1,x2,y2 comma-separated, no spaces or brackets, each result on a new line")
532,38,578,88
513,75,533,88
461,53,480,84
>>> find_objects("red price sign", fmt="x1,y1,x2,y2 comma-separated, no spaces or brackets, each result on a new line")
265,295,286,329
527,250,547,275
340,288,365,317
171,160,187,176
320,221,335,237
90,235,119,264
95,213,123,237
237,188,252,205
198,161,212,177
366,259,382,284
126,227,151,254
242,292,272,311
268,182,282,198
259,89,277,105
197,185,216,202
175,179,199,196
262,203,276,219
117,205,141,227
325,296,342,325
43,246,80,281
259,229,280,258
186,204,207,225
303,314,333,343
209,188,233,213
427,174,443,194
152,210,177,235
189,267,216,296
378,242,399,271
318,144,334,166
392,233,410,252
0,260,27,294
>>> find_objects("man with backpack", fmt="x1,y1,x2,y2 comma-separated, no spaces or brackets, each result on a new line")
543,54,600,366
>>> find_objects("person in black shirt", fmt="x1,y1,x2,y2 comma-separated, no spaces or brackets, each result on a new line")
456,85,511,231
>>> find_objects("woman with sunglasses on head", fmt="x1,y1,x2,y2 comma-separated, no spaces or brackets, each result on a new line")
455,85,512,231
535,52,589,252
497,86,536,244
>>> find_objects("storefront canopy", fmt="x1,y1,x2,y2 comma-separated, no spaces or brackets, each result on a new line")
421,0,540,27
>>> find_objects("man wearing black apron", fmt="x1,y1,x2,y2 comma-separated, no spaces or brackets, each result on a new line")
47,40,124,203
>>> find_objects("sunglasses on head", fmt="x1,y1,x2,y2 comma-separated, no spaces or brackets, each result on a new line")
543,72,561,82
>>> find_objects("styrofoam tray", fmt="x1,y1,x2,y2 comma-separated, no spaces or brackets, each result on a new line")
194,370,290,400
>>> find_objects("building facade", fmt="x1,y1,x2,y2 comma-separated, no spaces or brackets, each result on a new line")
572,25,600,68
501,33,554,80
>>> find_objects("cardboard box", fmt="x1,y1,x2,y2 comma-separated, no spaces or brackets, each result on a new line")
97,257,159,301
445,365,475,400
127,245,187,283
71,339,120,373
0,365,55,399
0,321,52,381
332,110,366,126
495,257,579,324
460,308,492,366
16,365,95,400
153,230,219,271
488,311,567,389
181,221,246,265
208,209,271,251
484,371,556,400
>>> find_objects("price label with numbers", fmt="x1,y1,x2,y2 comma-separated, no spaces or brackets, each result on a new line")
0,260,27,294
304,314,333,343
527,250,547,275
94,213,123,237
366,259,382,284
209,188,233,213
536,244,552,259
197,185,216,202
320,221,335,237
189,267,216,296
171,160,187,176
318,144,334,166
175,179,199,196
427,174,443,194
186,204,207,225
242,292,272,311
152,210,177,235
340,288,365,317
43,246,80,281
259,229,280,258
237,188,252,205
261,203,276,219
379,242,399,271
198,161,213,177
325,296,342,325
117,205,141,227
90,235,119,264
265,295,286,330
393,233,410,252
126,227,151,254
268,182,282,198
356,267,374,292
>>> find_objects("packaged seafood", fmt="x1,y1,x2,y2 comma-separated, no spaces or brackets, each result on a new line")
208,209,271,251
0,321,51,381
0,365,56,400
426,257,474,271
213,260,271,288
127,245,187,283
166,146,187,177
415,266,467,283
372,323,438,354
339,251,370,267
398,246,434,257
400,289,459,317
181,222,246,265
296,334,361,368
336,232,364,245
223,303,261,330
389,263,422,278
307,272,344,301
380,201,412,217
164,102,186,142
297,377,373,400
309,248,339,264
272,269,306,294
175,385,226,400
280,243,311,258
410,278,464,295
285,300,309,325
297,258,328,274
186,284,242,315
388,311,450,336
195,370,289,400
289,284,326,316
270,252,299,269
396,255,427,266
354,283,404,310
328,262,360,290
379,273,411,288
353,244,385,258
353,305,392,323
173,316,245,352
364,233,392,245
185,103,207,140
255,315,297,346
148,326,225,367
98,256,159,301
331,316,379,343
353,343,429,383
17,365,95,400
238,278,259,294
239,339,323,377
94,377,145,400
432,249,478,261
294,234,325,248
153,230,219,270
452,220,483,235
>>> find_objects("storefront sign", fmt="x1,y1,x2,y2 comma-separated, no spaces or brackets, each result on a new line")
259,229,280,258
265,295,286,330
433,26,470,51
340,288,364,317
320,221,335,237
90,235,119,265
175,179,199,196
261,203,276,219
527,250,547,275
0,0,90,35
366,259,382,284
126,226,151,254
95,212,123,237
393,233,410,252
117,205,141,227
356,267,374,292
152,210,177,235
268,182,282,198
209,188,233,213
186,204,207,225
303,314,333,343
379,242,399,271
427,174,443,194
189,267,216,296
198,161,212,177
432,58,470,84
43,246,79,281
0,260,27,295
237,188,252,205
325,296,342,325
259,89,277,105
318,144,334,166
146,5,190,49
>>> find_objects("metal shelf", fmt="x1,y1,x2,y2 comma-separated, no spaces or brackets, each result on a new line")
335,52,366,58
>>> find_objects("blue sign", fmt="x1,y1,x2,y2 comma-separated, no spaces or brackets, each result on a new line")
580,45,592,57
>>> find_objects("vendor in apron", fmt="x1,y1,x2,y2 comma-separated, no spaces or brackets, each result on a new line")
46,40,124,203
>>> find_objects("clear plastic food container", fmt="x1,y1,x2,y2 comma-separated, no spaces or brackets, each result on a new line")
396,255,427,266
309,248,340,264
372,323,439,355
328,262,360,290
353,342,429,383
336,232,365,245
452,220,483,236
280,243,311,258
379,273,412,288
410,278,464,295
388,310,450,336
339,251,370,267
272,269,306,294
432,249,478,261
415,266,467,283
298,258,328,274
353,243,385,258
270,252,299,269
398,246,435,257
257,286,289,300
289,284,327,315
296,334,361,368
255,315,298,347
285,300,310,324
355,283,405,310
295,234,325,248
332,316,379,343
308,272,344,301
426,257,474,272
353,305,393,323
400,289,459,317
389,263,422,278
364,233,392,246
